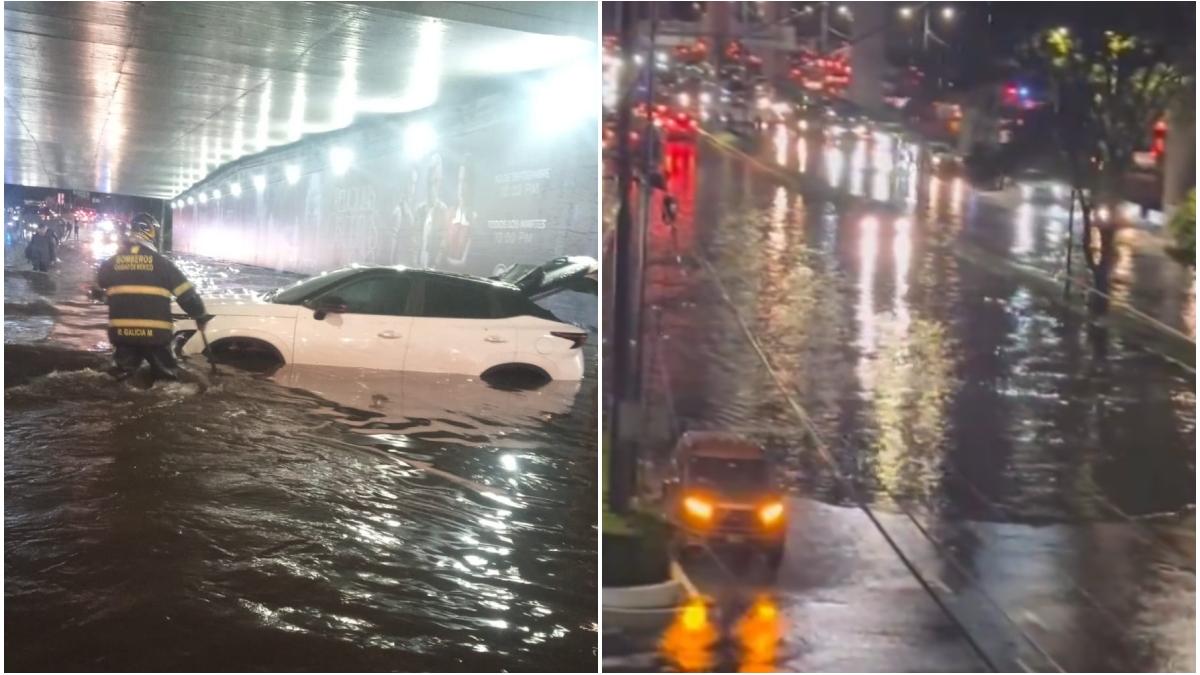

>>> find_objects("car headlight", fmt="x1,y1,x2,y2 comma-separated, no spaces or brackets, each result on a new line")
683,495,714,521
758,501,784,526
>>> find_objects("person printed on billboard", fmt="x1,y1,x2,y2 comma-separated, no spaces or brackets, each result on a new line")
417,155,449,269
391,167,420,267
441,160,475,269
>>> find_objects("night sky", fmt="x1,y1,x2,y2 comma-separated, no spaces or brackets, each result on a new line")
603,2,1197,47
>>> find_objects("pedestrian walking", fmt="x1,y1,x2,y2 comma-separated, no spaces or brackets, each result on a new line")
661,193,678,226
25,224,56,272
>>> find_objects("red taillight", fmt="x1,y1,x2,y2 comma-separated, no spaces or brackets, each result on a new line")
551,331,588,349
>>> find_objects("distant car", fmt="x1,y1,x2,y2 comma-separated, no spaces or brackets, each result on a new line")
174,262,593,381
662,109,699,141
664,431,786,569
928,142,962,173
1015,170,1069,204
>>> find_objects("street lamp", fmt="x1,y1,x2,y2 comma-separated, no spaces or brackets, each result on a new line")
899,6,913,19
941,7,955,20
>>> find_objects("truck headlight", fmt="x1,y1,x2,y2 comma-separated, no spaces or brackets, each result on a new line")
683,495,714,521
758,501,784,526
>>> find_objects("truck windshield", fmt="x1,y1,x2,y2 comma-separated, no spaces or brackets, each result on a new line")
690,457,769,492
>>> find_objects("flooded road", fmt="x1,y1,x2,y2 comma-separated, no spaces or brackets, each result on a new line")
608,129,1195,672
5,240,597,671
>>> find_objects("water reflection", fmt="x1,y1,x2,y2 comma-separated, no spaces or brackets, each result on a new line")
894,217,912,333
824,145,845,190
1013,203,1035,257
848,140,866,197
871,166,890,202
773,124,788,167
856,215,879,362
659,597,717,672
950,177,964,217
734,595,783,672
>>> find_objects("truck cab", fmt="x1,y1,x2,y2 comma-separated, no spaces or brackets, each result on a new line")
665,431,786,569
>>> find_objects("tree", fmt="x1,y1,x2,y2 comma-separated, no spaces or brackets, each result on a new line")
1026,28,1189,289
1168,188,1195,263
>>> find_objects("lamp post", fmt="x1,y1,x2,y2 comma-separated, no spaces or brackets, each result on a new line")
898,4,952,53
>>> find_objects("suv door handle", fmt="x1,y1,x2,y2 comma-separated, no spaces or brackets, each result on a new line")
378,331,401,339
484,335,507,344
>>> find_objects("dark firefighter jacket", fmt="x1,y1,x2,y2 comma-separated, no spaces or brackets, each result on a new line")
97,242,206,346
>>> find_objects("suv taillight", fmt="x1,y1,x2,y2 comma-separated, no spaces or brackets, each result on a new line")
550,331,588,349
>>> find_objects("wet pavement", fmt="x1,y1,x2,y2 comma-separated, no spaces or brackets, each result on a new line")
604,127,1195,672
5,238,597,671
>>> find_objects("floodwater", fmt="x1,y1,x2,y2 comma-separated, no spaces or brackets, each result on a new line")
5,239,597,671
605,127,1195,672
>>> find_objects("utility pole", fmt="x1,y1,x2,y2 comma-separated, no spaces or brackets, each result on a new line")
819,2,829,54
635,2,659,399
609,1,639,514
922,6,930,52
1065,187,1076,298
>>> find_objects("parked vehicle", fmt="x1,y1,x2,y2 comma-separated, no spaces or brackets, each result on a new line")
173,262,593,381
664,431,786,569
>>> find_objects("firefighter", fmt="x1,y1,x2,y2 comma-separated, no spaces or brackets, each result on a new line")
95,213,212,382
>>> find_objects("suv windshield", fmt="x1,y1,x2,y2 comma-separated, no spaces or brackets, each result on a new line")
689,457,769,493
263,267,363,304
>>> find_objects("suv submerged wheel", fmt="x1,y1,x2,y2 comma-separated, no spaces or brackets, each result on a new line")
480,364,551,390
207,338,284,373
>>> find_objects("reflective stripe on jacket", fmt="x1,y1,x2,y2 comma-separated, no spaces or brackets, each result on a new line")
97,243,206,346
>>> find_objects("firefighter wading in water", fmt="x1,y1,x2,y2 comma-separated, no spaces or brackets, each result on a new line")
96,213,212,382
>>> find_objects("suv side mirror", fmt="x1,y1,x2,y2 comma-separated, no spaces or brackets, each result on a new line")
308,296,347,321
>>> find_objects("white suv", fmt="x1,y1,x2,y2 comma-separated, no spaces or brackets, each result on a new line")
174,261,593,381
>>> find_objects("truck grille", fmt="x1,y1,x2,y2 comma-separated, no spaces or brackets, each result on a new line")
716,509,756,533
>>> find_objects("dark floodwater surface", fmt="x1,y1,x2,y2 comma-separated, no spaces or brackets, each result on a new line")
5,241,597,671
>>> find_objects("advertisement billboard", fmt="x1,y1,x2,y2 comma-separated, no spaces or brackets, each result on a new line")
173,78,597,284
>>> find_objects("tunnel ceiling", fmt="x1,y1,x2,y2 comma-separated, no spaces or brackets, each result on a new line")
4,1,596,199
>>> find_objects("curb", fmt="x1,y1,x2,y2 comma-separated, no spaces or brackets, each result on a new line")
670,559,700,599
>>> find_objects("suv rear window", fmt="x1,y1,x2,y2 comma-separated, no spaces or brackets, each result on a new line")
418,277,493,319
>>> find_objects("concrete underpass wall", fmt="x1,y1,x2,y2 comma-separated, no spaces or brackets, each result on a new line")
172,70,597,330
